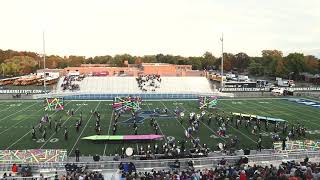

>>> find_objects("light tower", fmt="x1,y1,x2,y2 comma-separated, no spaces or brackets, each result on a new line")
220,33,224,91
43,31,46,93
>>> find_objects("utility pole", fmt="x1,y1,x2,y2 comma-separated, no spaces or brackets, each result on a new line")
2,65,4,77
43,31,46,93
220,33,224,91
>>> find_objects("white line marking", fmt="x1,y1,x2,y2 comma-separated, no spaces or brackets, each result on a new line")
40,104,82,149
0,102,38,123
103,110,114,156
69,101,101,156
6,101,72,150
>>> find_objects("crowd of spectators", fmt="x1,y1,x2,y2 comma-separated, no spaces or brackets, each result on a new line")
136,74,161,92
61,75,84,91
59,170,104,180
2,164,32,179
119,157,320,180
62,163,104,180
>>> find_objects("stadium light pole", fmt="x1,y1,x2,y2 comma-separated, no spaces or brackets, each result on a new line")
43,31,46,93
220,33,224,91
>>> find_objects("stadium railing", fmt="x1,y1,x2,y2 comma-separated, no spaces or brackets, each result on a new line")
222,87,320,92
34,92,233,100
0,150,319,171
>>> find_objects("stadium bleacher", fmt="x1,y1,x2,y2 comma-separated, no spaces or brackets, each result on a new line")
57,76,214,94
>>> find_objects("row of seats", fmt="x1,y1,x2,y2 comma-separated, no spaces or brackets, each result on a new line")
57,76,214,94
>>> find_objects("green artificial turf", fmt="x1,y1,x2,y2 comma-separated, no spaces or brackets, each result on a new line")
0,98,319,157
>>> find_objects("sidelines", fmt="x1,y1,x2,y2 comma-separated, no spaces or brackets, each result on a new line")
39,104,82,149
69,101,101,156
5,101,73,150
0,102,38,123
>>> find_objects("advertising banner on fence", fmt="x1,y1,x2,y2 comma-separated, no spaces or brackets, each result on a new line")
0,89,48,94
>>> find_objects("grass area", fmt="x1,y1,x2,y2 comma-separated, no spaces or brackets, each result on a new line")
0,98,319,157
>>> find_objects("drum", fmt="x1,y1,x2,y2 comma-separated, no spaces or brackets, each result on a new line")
125,147,134,157
180,112,185,118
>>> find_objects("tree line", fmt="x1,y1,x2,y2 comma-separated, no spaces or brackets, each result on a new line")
0,49,319,80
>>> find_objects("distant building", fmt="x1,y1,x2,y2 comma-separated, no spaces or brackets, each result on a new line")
36,69,63,78
63,63,203,76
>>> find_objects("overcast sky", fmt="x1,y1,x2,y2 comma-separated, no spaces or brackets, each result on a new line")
0,0,319,57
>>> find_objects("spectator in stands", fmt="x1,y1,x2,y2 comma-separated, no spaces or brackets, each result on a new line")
219,158,227,166
2,172,7,179
11,163,17,174
240,170,246,180
54,171,59,180
136,74,161,92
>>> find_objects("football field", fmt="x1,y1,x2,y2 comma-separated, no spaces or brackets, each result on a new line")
0,97,319,157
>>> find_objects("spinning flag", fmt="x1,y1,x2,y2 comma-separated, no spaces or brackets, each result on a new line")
44,98,64,111
198,96,218,109
112,96,142,112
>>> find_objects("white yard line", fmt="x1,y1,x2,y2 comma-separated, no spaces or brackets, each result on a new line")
0,102,38,123
0,102,17,112
262,100,320,128
6,101,72,150
220,102,265,142
159,101,203,149
103,110,114,156
40,105,82,149
69,101,101,156
278,99,320,116
177,102,227,143
145,102,167,142
0,108,43,136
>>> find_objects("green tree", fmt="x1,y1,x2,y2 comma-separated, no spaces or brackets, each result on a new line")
285,53,308,79
141,55,157,63
275,59,287,77
188,57,202,70
68,56,85,67
261,50,283,76
93,55,113,64
305,55,319,73
248,59,264,76
202,52,216,70
234,52,250,72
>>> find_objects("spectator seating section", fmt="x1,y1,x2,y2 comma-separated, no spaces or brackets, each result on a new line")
57,76,213,94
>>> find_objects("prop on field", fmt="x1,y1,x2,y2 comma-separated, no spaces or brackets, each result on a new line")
113,96,142,112
274,140,320,151
232,112,286,123
0,149,67,163
198,96,218,109
82,134,163,141
125,147,134,157
44,98,64,111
